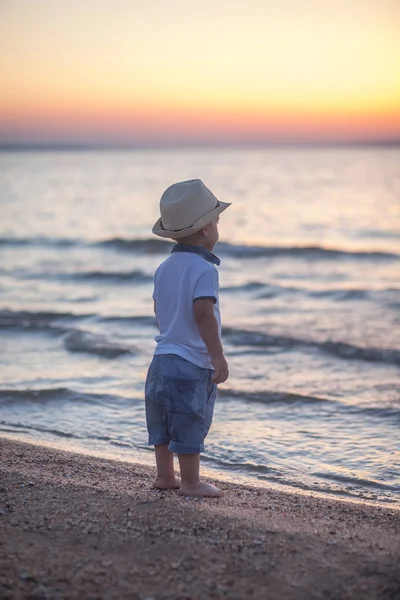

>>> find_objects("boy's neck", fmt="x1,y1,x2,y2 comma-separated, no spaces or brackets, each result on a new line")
171,242,220,266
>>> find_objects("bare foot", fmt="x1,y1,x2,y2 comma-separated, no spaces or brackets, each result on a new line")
153,476,181,490
179,481,222,497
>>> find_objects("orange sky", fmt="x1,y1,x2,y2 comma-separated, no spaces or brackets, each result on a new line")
1,0,399,145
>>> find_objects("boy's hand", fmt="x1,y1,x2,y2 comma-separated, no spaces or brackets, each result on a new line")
211,355,229,384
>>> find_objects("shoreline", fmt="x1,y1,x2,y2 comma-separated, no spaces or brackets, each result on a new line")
1,437,399,599
2,432,397,511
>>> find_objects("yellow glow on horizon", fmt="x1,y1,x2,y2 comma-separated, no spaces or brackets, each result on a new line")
1,0,399,142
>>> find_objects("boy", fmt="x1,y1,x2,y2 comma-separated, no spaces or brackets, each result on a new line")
145,179,230,497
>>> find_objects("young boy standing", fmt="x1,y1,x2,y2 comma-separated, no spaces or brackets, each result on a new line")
145,179,230,497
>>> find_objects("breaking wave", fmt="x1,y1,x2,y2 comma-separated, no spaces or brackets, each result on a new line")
0,235,398,260
0,268,152,284
222,326,400,366
1,310,398,366
0,387,127,406
63,330,134,358
218,389,329,405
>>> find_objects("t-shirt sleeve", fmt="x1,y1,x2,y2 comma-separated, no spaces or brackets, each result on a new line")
193,267,219,303
152,267,159,301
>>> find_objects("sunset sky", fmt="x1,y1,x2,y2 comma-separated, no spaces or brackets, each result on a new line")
1,0,399,145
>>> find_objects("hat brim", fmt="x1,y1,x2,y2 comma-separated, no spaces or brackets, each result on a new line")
152,200,231,239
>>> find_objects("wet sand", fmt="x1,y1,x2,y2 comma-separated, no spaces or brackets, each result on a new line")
0,438,399,599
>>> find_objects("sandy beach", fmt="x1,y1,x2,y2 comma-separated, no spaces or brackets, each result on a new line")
0,438,399,600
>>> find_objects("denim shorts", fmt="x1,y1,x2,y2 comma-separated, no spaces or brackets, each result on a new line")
144,354,217,454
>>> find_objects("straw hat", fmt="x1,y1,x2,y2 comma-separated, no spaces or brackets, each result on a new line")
152,179,231,239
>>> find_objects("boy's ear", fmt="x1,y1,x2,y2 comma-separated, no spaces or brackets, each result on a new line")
200,223,210,236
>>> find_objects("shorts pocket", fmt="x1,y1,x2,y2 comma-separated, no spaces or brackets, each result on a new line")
163,377,200,415
207,383,217,403
144,357,158,400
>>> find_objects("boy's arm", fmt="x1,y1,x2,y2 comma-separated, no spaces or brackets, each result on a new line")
193,298,229,384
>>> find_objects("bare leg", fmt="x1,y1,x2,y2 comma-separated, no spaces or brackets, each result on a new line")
178,453,221,497
153,444,181,489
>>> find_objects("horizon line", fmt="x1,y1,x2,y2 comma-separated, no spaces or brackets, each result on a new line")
1,138,400,152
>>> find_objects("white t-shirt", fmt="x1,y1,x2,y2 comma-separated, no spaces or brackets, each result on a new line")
152,251,221,369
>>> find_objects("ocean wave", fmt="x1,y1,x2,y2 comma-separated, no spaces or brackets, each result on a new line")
0,310,91,336
96,237,172,253
0,309,155,330
0,387,76,403
0,387,132,406
0,235,398,260
319,340,400,367
218,389,400,421
93,238,400,260
2,309,398,366
343,405,400,422
221,282,391,301
70,269,152,283
0,268,153,284
202,455,399,499
203,455,283,477
0,236,78,247
220,282,270,293
98,315,156,326
202,457,361,500
222,326,400,366
217,242,399,260
0,420,115,443
313,471,399,491
63,330,134,358
218,389,328,405
0,421,78,438
306,289,369,301
1,385,397,426
0,310,135,358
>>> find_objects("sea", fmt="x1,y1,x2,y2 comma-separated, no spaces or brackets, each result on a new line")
0,146,399,507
